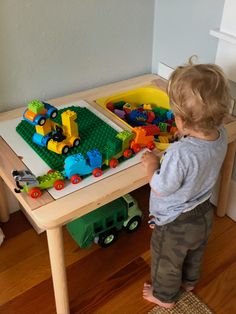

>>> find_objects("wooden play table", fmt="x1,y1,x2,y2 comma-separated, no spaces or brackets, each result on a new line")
0,74,236,313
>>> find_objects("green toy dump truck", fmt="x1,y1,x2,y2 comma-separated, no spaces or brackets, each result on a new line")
66,194,142,248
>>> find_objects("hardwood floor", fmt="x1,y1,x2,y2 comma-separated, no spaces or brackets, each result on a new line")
0,185,236,314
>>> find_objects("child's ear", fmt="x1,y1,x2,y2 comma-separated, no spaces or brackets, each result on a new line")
175,115,183,125
175,115,186,133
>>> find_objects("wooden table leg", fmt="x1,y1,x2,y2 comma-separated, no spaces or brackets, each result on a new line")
217,140,236,217
46,227,70,314
0,177,10,222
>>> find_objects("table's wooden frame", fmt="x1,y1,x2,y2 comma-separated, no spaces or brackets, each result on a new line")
0,74,236,313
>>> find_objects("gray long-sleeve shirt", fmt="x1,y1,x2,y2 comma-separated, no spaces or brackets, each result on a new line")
149,126,227,225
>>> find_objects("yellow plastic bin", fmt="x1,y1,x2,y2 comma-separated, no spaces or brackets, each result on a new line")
96,86,171,150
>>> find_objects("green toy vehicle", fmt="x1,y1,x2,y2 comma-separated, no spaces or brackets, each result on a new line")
12,169,65,198
66,194,142,248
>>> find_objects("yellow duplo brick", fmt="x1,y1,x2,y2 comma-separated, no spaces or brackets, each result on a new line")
61,110,78,137
35,120,52,136
159,136,169,143
143,104,152,111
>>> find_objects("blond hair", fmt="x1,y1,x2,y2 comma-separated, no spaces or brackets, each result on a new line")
167,59,231,134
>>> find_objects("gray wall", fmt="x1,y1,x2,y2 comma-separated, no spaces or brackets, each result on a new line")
153,0,236,181
0,0,154,112
152,0,225,70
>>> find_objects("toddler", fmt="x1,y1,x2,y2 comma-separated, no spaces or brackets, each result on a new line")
142,61,231,308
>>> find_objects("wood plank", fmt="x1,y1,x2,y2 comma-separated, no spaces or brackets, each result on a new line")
208,213,235,242
0,222,151,313
1,185,236,313
0,210,31,239
70,257,152,314
196,262,236,314
198,220,236,288
0,227,100,305
0,186,150,306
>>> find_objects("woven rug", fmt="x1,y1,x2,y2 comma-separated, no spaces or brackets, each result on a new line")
148,292,213,314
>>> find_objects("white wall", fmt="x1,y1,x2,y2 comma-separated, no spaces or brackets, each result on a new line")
152,0,236,182
0,0,154,112
152,0,236,218
211,0,236,82
152,0,225,72
0,0,155,213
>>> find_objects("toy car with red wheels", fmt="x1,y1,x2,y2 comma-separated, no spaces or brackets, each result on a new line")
12,169,65,199
63,149,103,184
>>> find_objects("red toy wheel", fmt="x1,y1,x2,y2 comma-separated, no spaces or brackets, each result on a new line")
54,180,65,190
132,143,141,154
29,188,42,199
123,149,132,158
92,168,103,177
147,141,155,150
70,174,82,184
109,158,119,168
47,169,55,174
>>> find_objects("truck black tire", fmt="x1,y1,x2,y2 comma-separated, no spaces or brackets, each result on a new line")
98,229,118,248
125,216,142,233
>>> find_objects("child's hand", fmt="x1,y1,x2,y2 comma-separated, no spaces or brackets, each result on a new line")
149,223,155,229
141,151,160,171
148,215,156,229
141,151,160,182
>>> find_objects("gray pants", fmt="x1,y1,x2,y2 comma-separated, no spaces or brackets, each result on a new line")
151,199,213,303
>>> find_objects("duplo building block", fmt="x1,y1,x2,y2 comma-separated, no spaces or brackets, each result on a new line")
35,120,53,136
61,110,78,137
28,100,46,114
103,137,122,161
96,86,173,151
16,106,118,171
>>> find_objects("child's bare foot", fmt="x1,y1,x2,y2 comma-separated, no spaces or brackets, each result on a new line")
143,283,175,309
181,282,195,292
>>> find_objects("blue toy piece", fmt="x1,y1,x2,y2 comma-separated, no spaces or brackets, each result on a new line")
166,110,174,120
128,109,148,126
43,102,58,120
23,100,58,126
32,132,52,147
63,149,103,183
152,117,161,125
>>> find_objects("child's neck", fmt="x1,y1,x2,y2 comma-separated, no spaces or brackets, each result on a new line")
186,129,219,141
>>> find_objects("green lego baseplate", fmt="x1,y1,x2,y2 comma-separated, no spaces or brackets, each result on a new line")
16,106,119,171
